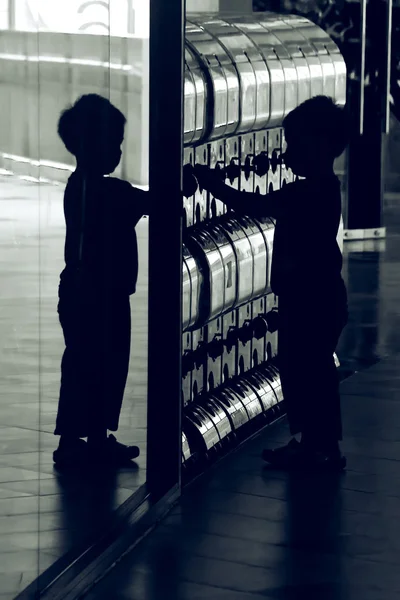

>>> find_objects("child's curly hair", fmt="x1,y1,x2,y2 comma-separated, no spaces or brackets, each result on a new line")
57,94,126,158
283,96,350,159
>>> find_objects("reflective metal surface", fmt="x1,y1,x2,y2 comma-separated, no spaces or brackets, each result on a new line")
184,404,221,452
221,217,254,306
243,370,279,411
201,396,233,441
229,379,264,420
259,362,284,402
182,14,347,144
214,387,250,430
182,257,192,331
183,243,202,331
0,15,346,186
186,228,225,323
199,18,258,134
254,216,275,292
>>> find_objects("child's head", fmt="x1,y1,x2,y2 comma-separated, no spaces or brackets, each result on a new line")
282,96,349,178
58,94,126,175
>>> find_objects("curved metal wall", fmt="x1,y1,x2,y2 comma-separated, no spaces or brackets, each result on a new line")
0,13,346,186
0,12,347,468
183,13,347,145
179,14,346,467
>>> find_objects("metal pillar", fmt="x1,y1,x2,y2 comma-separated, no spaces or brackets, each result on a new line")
147,0,184,500
344,0,392,242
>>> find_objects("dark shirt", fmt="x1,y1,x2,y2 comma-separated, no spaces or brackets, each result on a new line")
209,174,343,297
60,170,149,296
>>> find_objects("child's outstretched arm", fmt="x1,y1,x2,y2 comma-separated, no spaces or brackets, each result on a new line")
194,165,287,220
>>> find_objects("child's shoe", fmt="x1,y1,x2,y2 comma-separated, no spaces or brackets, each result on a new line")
53,438,88,468
88,434,140,466
262,438,346,471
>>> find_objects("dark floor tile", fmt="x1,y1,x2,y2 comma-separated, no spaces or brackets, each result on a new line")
85,568,271,600
91,547,400,599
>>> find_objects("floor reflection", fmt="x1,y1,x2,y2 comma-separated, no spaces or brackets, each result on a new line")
337,199,400,373
0,174,147,599
1,171,400,598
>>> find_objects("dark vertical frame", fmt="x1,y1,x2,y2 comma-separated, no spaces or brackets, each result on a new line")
345,0,392,233
147,0,185,500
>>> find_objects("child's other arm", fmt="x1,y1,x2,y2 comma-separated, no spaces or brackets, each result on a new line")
122,182,150,225
194,165,286,220
132,187,150,217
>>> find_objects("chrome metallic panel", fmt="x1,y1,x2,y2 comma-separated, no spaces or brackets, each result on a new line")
183,50,199,145
209,140,227,218
186,228,226,323
253,217,275,292
229,379,263,419
190,405,221,451
260,362,284,403
254,132,269,195
261,16,311,106
194,144,209,222
257,17,298,118
206,223,238,314
182,431,192,462
234,22,285,127
244,370,279,411
184,52,198,145
214,388,250,430
226,16,272,130
200,18,257,134
201,397,233,441
183,244,202,330
282,15,346,104
185,46,208,144
238,215,268,299
182,258,192,331
221,217,254,307
186,20,240,139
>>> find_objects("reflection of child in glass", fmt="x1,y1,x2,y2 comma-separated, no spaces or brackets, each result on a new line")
195,96,349,471
54,94,150,468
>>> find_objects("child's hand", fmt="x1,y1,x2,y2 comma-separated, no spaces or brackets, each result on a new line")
194,165,223,195
182,164,198,198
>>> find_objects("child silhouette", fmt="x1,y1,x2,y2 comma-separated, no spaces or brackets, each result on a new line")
195,96,349,471
54,94,150,468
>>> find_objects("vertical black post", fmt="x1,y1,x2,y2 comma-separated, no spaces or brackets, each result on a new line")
344,0,391,241
147,0,184,500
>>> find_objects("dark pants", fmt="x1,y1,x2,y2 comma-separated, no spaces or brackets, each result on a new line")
277,281,348,442
55,283,131,438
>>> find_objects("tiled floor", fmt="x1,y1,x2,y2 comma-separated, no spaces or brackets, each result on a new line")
0,173,148,598
82,356,400,600
337,202,400,372
80,197,400,599
1,170,400,599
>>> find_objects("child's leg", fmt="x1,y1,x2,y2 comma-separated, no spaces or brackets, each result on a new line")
102,294,131,433
263,293,347,469
86,295,139,463
54,290,110,468
55,299,92,440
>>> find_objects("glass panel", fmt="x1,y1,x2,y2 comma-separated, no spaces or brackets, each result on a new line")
0,0,149,596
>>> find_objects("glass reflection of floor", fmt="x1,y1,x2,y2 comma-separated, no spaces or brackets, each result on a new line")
0,173,147,599
1,171,400,599
337,193,400,375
